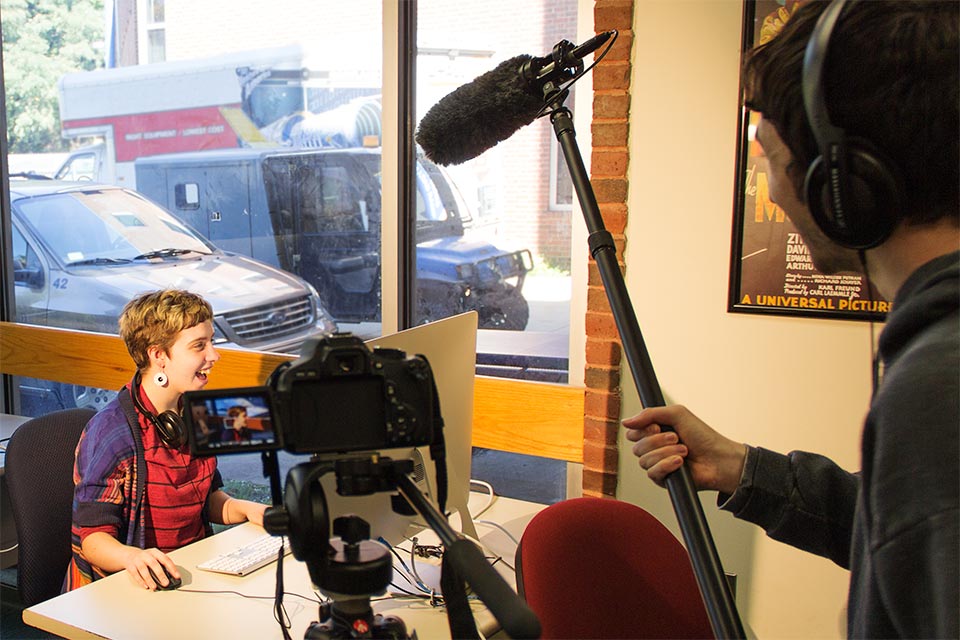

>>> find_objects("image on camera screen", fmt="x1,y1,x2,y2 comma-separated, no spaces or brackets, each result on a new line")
183,387,278,455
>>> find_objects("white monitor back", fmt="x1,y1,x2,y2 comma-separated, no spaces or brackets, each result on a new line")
316,311,478,544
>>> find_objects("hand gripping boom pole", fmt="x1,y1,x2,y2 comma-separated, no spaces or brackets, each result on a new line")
552,103,745,639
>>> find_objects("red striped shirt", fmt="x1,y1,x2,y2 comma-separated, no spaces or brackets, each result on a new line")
138,389,217,552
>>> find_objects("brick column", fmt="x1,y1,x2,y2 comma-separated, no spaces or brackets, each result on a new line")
582,0,634,498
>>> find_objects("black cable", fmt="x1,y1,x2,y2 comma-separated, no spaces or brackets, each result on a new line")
534,30,619,121
388,582,435,600
858,250,882,395
273,539,293,640
170,587,320,604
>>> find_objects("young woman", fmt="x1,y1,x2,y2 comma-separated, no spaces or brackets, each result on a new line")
65,289,267,591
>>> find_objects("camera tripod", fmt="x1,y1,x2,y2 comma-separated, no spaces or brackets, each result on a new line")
263,455,540,640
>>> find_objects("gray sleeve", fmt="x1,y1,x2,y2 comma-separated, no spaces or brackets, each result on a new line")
718,445,858,568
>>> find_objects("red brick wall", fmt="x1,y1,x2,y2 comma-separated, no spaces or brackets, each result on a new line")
583,0,634,498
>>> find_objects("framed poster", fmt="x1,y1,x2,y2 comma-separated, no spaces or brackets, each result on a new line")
727,0,889,321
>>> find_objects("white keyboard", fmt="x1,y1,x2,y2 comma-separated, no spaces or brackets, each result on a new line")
198,533,291,576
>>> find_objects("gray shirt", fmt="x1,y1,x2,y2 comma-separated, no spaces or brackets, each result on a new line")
722,252,959,639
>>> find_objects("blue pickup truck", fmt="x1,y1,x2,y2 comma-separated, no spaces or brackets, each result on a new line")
134,148,533,330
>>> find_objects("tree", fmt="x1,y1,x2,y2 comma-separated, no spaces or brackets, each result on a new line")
2,0,104,152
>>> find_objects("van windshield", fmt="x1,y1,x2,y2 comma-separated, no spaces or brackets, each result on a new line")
16,189,213,266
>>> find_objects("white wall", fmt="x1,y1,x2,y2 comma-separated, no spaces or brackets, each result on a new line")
615,2,875,638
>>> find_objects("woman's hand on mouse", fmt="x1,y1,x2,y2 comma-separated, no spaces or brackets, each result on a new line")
124,547,180,590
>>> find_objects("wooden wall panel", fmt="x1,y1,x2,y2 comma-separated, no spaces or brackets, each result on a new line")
0,322,583,462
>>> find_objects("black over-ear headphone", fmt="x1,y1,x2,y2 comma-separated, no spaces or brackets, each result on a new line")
802,0,904,249
131,371,187,449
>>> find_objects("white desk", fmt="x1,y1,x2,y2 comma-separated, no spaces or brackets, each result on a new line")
1,413,31,569
24,492,545,639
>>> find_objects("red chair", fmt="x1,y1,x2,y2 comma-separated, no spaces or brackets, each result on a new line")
516,497,715,639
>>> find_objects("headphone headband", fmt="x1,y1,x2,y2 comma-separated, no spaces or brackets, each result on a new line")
802,0,849,153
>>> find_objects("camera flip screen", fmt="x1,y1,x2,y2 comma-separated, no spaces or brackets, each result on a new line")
183,387,279,456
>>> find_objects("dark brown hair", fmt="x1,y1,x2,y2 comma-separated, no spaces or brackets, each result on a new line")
743,0,959,225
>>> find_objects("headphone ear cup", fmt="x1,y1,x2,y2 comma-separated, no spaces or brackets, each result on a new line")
804,139,903,249
154,410,187,449
130,376,186,449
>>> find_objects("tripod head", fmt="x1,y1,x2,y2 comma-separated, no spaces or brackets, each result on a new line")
264,456,412,639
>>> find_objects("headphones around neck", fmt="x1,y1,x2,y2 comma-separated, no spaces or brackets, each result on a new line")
801,0,904,249
131,372,187,449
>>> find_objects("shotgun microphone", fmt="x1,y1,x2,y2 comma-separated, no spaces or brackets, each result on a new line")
415,31,614,166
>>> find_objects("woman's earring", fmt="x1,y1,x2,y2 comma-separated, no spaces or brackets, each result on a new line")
153,371,168,387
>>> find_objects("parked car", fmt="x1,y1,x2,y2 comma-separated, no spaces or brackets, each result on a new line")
9,180,337,414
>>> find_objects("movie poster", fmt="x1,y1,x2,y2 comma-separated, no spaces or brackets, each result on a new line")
728,0,888,321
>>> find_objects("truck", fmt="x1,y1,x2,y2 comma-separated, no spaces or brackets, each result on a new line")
9,179,338,414
134,147,532,329
55,47,532,329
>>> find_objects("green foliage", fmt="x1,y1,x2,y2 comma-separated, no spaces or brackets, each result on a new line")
223,479,273,505
213,480,274,533
2,0,105,152
530,255,571,277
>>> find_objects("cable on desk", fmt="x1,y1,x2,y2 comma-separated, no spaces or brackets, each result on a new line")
389,581,435,601
272,538,293,640
469,479,496,519
408,536,435,597
172,587,320,605
474,518,520,546
455,528,514,575
380,536,436,599
399,524,507,575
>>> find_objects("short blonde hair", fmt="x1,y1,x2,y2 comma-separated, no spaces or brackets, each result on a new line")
119,289,214,371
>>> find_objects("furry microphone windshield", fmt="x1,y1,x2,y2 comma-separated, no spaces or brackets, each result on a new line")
415,54,545,166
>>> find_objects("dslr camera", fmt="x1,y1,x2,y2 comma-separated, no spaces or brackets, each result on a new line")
182,333,437,457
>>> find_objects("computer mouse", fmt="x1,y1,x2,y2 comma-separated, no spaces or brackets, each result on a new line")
148,565,182,591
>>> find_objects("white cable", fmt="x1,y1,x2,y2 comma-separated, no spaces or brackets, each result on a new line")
468,478,495,519
406,477,495,533
474,519,519,546
0,543,19,554
456,528,515,574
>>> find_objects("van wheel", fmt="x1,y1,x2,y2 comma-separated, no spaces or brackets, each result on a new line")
479,288,529,331
56,383,116,411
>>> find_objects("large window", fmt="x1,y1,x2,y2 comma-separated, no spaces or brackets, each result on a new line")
416,0,579,502
2,0,581,503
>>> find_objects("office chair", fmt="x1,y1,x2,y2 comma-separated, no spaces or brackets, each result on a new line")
515,496,715,639
5,408,95,606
